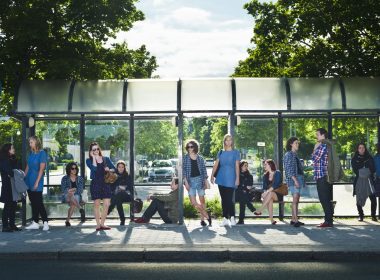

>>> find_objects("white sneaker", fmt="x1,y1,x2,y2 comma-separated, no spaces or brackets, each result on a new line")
230,217,237,226
220,217,231,227
42,221,49,231
25,221,40,230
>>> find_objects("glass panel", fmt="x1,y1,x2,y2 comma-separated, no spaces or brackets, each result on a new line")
72,80,124,112
332,117,377,183
344,77,380,110
235,78,287,111
17,80,71,112
288,78,342,110
333,184,373,216
84,120,130,181
127,79,177,112
235,118,278,184
181,78,232,111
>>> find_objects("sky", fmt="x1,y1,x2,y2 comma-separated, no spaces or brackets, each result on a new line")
111,0,254,78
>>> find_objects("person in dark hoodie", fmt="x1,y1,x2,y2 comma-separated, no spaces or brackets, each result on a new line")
235,161,256,224
351,143,377,222
0,143,21,232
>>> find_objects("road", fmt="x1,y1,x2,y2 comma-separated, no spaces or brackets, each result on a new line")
0,261,378,280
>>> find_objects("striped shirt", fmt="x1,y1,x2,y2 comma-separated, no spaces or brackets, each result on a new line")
312,144,328,180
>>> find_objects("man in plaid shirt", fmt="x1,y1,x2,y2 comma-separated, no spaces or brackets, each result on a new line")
312,128,333,228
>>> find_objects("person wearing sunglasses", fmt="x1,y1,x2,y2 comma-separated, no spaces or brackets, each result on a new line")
86,142,116,231
60,162,86,226
183,139,211,227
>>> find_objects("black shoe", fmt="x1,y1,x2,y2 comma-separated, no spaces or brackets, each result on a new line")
80,208,86,222
237,219,244,225
65,221,71,227
207,210,212,226
358,216,364,222
201,220,207,227
2,227,13,232
372,216,378,222
293,221,302,227
290,221,295,225
297,221,305,226
9,225,22,231
120,218,125,226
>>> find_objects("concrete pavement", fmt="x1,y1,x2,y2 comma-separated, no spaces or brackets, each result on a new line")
1,218,380,262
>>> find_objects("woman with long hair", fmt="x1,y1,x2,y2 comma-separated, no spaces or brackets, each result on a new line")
0,143,21,232
183,139,211,227
351,143,377,222
86,142,116,230
211,134,240,227
108,160,133,226
254,159,282,225
60,162,85,226
284,137,305,227
24,136,49,231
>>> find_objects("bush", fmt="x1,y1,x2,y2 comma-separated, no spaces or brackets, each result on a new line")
183,196,223,218
183,197,198,218
48,162,58,170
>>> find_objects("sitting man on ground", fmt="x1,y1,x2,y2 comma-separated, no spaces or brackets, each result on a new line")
134,178,178,224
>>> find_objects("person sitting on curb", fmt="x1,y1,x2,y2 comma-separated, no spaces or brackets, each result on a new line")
134,178,178,224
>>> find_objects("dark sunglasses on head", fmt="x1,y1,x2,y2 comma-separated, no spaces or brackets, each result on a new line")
187,145,194,149
92,148,99,151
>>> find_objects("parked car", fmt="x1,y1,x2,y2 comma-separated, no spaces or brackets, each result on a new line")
148,160,175,182
205,159,214,168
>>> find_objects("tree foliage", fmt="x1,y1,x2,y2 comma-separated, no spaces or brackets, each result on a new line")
0,0,157,115
234,0,380,77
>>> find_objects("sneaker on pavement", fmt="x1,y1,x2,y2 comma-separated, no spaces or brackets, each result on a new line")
42,221,49,231
230,217,237,226
317,222,333,228
25,221,40,230
220,217,231,227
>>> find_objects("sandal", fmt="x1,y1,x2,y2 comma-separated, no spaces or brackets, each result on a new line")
254,211,262,216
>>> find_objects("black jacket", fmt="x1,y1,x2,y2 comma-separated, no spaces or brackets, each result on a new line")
0,157,18,203
351,153,375,196
110,172,133,194
238,171,253,192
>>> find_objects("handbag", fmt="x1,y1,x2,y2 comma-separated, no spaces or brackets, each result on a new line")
274,183,288,196
213,150,223,178
104,171,118,184
133,198,143,213
204,179,211,189
81,189,89,203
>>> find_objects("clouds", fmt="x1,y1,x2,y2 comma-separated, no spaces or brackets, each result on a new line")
111,0,253,78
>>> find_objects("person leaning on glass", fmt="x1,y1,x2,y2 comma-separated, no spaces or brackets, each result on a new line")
24,136,49,231
284,137,305,227
86,142,116,231
60,162,86,227
374,143,380,219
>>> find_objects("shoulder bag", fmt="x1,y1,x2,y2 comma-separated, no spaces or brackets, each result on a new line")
274,183,288,196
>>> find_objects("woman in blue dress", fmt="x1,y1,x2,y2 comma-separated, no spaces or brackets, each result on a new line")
86,142,116,231
24,136,49,231
211,134,240,227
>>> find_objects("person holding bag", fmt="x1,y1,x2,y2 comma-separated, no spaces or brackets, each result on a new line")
235,161,256,224
86,142,116,231
254,159,282,225
284,137,305,227
351,143,377,222
108,160,133,226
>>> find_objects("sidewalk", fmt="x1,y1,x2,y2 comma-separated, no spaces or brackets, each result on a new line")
1,218,380,262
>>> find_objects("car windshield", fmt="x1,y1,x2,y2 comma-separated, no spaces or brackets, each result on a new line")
152,161,172,167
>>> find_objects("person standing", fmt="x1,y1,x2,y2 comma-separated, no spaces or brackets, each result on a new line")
60,162,85,227
254,159,282,225
374,143,380,219
312,128,333,228
0,143,21,232
108,160,133,226
284,137,305,227
235,160,256,224
183,139,211,227
86,142,116,231
351,143,377,222
24,136,49,231
211,134,240,227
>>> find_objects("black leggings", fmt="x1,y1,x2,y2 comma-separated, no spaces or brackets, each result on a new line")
28,191,48,223
218,185,235,219
2,201,17,227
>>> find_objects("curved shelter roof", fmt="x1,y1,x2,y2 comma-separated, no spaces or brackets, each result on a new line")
13,77,380,115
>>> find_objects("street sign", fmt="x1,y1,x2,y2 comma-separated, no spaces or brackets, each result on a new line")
257,142,265,147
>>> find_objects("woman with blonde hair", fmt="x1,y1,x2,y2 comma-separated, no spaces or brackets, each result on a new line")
24,136,49,231
211,134,240,227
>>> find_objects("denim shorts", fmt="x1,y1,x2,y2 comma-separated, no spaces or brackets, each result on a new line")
64,193,80,204
288,175,305,195
188,176,205,197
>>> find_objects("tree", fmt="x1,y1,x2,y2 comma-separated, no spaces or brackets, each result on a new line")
0,0,157,115
234,0,380,77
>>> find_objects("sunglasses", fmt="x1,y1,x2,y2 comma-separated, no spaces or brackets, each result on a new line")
71,167,78,170
92,148,99,151
187,145,194,149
